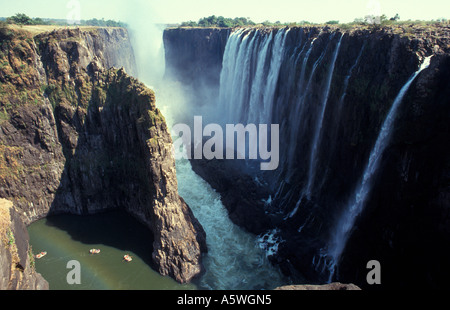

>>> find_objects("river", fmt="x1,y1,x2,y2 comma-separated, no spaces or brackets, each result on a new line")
27,86,288,290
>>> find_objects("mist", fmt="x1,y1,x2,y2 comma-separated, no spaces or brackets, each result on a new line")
116,0,192,127
117,0,235,166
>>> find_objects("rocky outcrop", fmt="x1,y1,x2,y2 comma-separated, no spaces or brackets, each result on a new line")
0,27,66,224
189,158,273,235
275,282,360,290
0,199,48,290
0,26,206,285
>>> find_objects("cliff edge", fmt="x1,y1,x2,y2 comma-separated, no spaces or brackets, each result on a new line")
0,26,206,285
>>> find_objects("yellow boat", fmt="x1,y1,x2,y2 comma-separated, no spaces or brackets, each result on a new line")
35,251,47,259
123,254,132,262
89,249,101,254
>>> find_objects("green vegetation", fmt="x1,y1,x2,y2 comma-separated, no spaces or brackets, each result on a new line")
4,13,45,26
79,18,127,28
178,13,449,29
0,108,9,124
180,15,256,28
6,228,15,247
1,13,126,27
0,21,14,39
28,246,36,269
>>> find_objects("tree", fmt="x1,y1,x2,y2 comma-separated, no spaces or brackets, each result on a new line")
181,15,256,28
7,13,34,25
32,17,49,25
181,20,198,27
390,13,400,21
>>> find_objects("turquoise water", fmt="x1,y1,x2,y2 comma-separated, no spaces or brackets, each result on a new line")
27,211,196,290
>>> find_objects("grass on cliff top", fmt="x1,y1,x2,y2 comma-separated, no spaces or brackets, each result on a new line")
8,24,121,36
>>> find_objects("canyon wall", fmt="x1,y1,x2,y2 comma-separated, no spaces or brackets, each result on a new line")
163,27,229,122
0,26,206,285
0,199,48,289
163,25,450,289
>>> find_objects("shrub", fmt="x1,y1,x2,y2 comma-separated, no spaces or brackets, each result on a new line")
0,21,13,40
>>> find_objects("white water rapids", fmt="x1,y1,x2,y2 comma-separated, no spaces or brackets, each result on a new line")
158,89,287,290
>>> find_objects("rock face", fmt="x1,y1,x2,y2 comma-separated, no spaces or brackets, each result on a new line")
0,26,206,285
163,27,229,119
163,25,450,289
275,282,361,290
164,27,229,87
0,199,48,290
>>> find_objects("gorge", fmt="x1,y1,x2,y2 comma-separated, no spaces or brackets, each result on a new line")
0,21,449,290
0,26,206,288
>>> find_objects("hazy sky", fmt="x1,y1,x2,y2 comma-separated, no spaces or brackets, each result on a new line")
1,0,449,24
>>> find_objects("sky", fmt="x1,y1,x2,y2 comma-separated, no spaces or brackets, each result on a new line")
1,0,449,24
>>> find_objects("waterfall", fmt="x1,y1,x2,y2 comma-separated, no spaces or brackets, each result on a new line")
286,38,316,177
338,43,365,106
286,33,334,180
219,28,290,126
246,31,274,124
219,29,253,124
158,86,287,290
163,24,445,287
324,55,433,281
304,33,344,198
259,29,290,124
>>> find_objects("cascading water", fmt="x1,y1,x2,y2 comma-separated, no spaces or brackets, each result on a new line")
163,24,446,288
338,43,365,106
286,34,333,180
323,55,433,281
131,24,288,289
216,28,352,255
158,84,287,290
286,37,316,177
304,33,344,198
219,28,290,126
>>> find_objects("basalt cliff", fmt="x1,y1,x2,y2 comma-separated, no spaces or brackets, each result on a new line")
0,26,206,288
164,24,450,289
